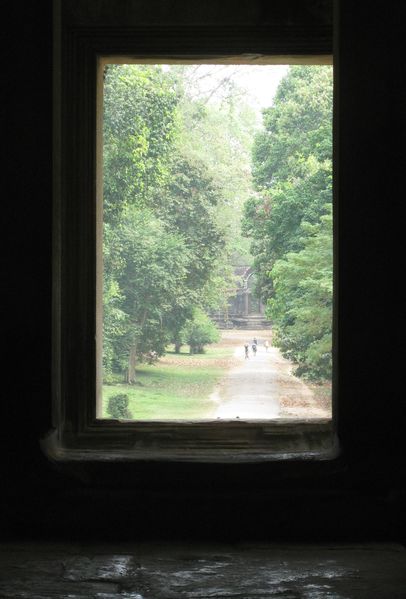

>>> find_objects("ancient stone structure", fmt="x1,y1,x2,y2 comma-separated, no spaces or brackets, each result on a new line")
212,266,271,329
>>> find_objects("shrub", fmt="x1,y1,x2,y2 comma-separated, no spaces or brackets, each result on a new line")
181,309,220,354
107,393,132,419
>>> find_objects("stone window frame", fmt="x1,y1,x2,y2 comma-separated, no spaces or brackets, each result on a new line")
46,0,337,464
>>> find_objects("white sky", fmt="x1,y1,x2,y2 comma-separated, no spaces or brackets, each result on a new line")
162,64,290,118
207,64,289,110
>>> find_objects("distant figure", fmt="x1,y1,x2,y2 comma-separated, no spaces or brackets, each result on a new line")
252,343,257,356
253,337,258,345
264,340,269,352
244,344,249,359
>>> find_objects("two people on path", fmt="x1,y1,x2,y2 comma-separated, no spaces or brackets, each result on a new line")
244,337,270,359
244,339,257,358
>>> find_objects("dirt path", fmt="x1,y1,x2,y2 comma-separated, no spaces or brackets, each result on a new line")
210,329,331,420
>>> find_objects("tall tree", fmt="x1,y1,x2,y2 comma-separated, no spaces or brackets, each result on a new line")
175,67,258,265
154,154,235,348
155,156,226,292
242,65,333,380
103,65,181,379
243,65,333,302
102,65,235,380
269,208,333,380
112,207,190,383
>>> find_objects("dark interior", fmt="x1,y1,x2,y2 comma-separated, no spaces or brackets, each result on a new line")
2,0,405,554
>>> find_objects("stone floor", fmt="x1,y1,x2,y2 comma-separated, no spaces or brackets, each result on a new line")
0,542,405,598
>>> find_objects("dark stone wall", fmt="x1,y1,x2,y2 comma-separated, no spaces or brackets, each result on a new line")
2,0,405,544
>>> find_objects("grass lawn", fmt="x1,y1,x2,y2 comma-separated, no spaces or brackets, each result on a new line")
102,345,233,420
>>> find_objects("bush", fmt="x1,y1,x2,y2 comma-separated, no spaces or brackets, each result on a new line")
181,309,220,354
107,393,132,419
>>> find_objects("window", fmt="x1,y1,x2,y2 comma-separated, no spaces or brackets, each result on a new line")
98,60,333,425
49,0,336,462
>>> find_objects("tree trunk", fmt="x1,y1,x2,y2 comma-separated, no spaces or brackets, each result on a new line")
174,342,182,353
126,311,148,383
127,345,137,384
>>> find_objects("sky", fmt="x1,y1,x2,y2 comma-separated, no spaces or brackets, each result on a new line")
211,64,289,109
186,64,289,115
161,63,290,120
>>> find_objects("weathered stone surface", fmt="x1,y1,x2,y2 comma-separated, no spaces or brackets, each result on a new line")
0,543,405,598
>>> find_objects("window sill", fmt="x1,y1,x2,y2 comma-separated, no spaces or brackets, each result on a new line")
42,419,337,463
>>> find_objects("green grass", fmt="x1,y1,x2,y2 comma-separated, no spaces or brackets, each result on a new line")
102,345,232,420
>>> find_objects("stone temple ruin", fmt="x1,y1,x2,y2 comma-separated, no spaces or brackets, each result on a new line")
211,266,271,329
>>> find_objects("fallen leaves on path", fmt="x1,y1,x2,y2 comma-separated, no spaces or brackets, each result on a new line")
160,355,238,369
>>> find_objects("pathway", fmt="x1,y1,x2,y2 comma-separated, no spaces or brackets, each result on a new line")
211,329,330,420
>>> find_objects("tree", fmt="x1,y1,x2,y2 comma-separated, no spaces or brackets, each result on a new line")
242,65,333,381
180,308,221,354
112,207,190,383
175,67,258,265
252,66,332,187
103,64,179,224
268,209,333,380
243,66,333,303
102,64,257,381
154,155,226,292
155,154,236,350
102,64,184,380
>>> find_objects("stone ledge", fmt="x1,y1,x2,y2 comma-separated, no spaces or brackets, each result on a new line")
0,542,405,598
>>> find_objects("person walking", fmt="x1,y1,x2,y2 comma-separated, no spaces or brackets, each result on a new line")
244,343,249,359
252,342,257,356
264,340,269,352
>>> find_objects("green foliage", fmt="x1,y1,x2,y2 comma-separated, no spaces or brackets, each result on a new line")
107,393,132,419
242,65,333,381
103,64,179,224
102,64,249,382
102,65,183,379
243,66,333,302
269,209,333,380
181,309,221,354
252,66,333,187
102,277,128,380
154,155,226,294
175,72,257,265
102,64,334,383
113,206,190,364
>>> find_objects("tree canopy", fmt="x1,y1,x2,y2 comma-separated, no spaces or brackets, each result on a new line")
269,208,333,380
242,66,333,380
102,64,254,381
103,65,179,223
